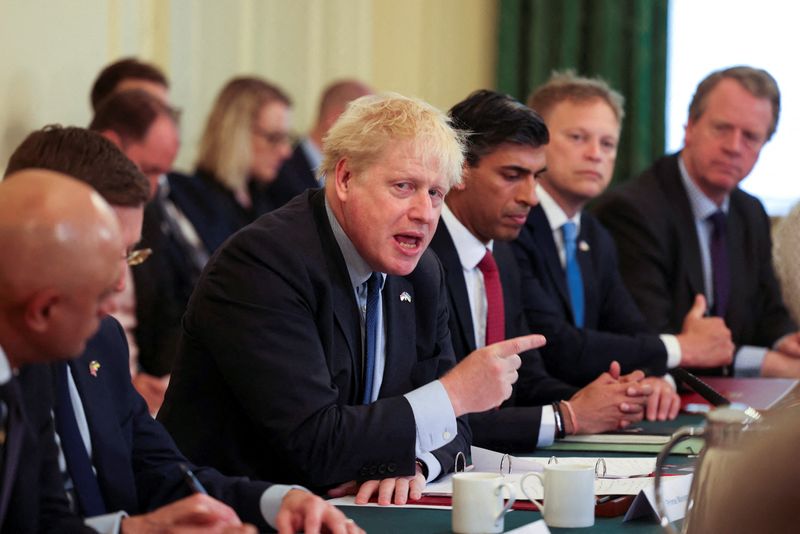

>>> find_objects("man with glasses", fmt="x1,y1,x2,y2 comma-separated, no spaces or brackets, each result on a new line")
594,66,800,378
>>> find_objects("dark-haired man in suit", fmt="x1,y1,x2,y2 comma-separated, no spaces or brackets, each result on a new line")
594,66,800,378
431,89,652,451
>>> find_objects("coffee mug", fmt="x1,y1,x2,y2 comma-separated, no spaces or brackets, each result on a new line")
520,464,595,528
452,472,516,534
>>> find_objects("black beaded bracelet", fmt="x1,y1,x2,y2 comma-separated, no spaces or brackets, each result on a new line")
552,401,566,439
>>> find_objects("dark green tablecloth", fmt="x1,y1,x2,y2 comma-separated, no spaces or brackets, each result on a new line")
336,415,702,533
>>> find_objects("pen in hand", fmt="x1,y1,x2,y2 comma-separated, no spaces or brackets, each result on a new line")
180,463,209,495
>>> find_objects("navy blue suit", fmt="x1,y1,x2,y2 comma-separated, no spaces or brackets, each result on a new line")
57,317,272,529
511,205,667,386
160,189,470,491
593,154,796,375
430,224,577,452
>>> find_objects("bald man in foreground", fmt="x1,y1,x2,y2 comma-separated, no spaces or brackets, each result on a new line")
0,170,122,532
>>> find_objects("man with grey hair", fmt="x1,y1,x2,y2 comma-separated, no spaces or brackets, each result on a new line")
160,93,541,505
595,66,800,378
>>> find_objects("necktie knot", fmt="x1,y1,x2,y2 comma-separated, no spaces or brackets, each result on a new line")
561,221,578,244
707,210,727,234
477,250,499,275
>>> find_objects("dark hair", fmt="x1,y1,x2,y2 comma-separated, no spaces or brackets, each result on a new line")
448,90,549,167
89,89,177,144
5,125,149,207
90,57,169,111
688,65,780,141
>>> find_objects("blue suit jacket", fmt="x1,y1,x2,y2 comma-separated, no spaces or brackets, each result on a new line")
430,224,577,452
159,189,470,491
62,317,271,528
511,205,667,386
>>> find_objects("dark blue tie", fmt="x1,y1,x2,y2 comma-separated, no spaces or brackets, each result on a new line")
53,362,106,516
708,210,730,317
362,273,381,404
562,221,585,327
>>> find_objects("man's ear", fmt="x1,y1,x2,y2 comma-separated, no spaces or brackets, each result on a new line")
333,158,354,202
24,289,60,334
451,163,470,192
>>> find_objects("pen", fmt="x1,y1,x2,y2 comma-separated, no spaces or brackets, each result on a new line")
180,463,209,495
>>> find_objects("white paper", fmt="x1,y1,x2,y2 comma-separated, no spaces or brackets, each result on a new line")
327,495,452,510
469,447,656,478
505,519,551,533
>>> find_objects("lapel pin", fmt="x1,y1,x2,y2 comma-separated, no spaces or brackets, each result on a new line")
579,240,590,252
89,360,101,377
400,291,412,303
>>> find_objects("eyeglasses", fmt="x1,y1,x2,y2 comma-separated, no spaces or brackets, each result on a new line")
252,127,293,146
125,248,153,267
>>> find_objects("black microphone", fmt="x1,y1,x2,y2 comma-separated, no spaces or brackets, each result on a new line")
672,368,730,406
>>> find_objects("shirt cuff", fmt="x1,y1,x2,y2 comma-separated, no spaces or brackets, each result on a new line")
416,451,442,482
734,346,768,377
403,380,457,455
536,404,556,447
260,484,307,530
85,511,127,534
660,334,682,368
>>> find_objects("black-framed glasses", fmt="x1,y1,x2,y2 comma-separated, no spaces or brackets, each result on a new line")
125,248,153,267
252,127,294,146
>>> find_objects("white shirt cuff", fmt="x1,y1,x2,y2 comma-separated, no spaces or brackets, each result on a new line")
260,484,307,530
403,380,457,455
537,404,556,447
734,346,768,377
660,334,682,368
85,511,127,534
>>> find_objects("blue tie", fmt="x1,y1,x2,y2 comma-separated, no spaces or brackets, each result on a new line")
362,273,381,404
562,221,585,328
53,362,106,516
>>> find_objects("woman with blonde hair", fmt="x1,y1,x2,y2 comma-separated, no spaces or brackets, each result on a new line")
182,76,292,253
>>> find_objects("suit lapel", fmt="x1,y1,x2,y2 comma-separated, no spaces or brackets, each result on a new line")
380,276,417,397
577,215,599,328
66,355,137,511
724,197,746,332
0,379,25,524
430,225,477,353
311,192,362,397
530,206,571,316
662,157,705,297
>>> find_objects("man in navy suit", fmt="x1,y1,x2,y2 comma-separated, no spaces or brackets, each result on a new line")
268,79,372,208
432,89,652,451
160,93,541,505
0,170,123,533
513,73,738,417
8,126,361,533
594,66,800,378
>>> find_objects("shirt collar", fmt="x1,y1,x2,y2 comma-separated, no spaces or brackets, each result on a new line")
678,154,730,220
441,203,493,271
0,343,13,385
537,184,581,232
300,137,323,174
325,198,385,290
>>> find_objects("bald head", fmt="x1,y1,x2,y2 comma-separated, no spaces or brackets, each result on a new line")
310,79,373,146
0,170,122,367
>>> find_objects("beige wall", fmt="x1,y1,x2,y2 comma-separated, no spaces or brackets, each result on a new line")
0,0,496,172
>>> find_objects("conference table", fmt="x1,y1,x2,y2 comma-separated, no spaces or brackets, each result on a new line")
336,414,704,533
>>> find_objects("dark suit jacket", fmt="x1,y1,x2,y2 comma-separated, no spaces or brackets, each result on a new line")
5,366,92,533
430,224,577,452
267,143,318,209
159,189,470,491
593,153,796,374
510,205,668,386
55,317,271,529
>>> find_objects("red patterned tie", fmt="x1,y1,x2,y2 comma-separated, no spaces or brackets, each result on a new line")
477,249,505,346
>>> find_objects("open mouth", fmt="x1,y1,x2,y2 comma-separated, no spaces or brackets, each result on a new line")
394,233,423,251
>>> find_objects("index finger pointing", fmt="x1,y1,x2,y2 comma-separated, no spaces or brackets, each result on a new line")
486,334,546,358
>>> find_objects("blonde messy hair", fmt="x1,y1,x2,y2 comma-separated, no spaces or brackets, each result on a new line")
195,76,290,192
319,93,466,189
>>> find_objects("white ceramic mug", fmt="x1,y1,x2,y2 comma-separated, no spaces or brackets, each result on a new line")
520,464,595,528
452,472,516,534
